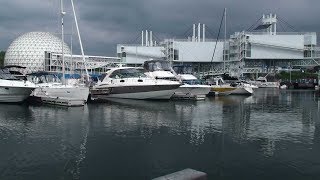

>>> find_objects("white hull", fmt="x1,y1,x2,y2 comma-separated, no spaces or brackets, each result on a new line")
257,83,279,88
230,87,254,95
172,85,211,100
32,84,89,102
0,79,35,103
0,87,34,102
249,79,279,88
93,89,176,100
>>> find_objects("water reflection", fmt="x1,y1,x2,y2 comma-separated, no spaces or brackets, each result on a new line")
0,89,319,179
0,104,90,179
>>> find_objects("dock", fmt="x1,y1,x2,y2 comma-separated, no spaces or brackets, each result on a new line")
152,169,207,180
41,96,85,107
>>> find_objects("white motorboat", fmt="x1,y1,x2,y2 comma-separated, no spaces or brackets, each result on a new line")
0,68,36,103
90,67,181,100
209,76,254,95
250,76,280,88
174,74,211,100
144,60,211,100
27,72,89,102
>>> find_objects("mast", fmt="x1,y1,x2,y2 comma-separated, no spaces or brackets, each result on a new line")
224,8,226,73
70,0,90,83
60,0,66,85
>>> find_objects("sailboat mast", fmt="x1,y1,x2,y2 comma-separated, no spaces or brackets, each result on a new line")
60,0,66,85
223,8,226,73
70,0,90,83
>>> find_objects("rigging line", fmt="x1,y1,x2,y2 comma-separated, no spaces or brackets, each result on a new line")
151,33,163,43
181,24,193,37
246,16,262,31
278,17,297,31
204,25,218,38
127,31,143,44
278,21,287,32
280,17,297,31
210,9,225,70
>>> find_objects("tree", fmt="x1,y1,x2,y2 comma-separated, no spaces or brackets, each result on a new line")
0,51,5,67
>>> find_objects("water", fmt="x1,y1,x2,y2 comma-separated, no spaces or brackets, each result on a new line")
0,89,319,180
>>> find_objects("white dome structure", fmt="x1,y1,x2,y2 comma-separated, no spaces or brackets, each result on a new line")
4,32,71,73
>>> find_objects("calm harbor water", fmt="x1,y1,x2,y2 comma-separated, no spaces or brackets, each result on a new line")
0,89,320,180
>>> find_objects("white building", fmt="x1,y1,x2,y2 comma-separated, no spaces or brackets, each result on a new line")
117,14,319,76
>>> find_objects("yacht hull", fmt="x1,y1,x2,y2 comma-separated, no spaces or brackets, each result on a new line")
230,87,253,95
91,84,180,100
210,86,237,96
172,85,211,100
0,86,34,103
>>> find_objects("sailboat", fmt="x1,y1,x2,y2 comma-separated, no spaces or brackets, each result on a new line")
207,8,254,96
30,0,89,106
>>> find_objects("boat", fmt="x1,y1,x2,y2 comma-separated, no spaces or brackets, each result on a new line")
0,68,36,103
250,76,280,88
27,72,89,102
209,76,254,95
172,65,211,100
143,60,211,100
27,0,89,105
173,74,211,100
90,67,181,100
229,81,255,95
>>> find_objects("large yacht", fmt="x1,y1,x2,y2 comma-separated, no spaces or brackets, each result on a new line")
144,60,211,100
90,67,181,100
0,68,36,103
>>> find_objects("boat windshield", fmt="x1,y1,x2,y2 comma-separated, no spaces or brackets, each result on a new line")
144,61,172,72
0,68,18,80
173,66,193,74
27,74,61,84
182,79,202,85
109,68,147,79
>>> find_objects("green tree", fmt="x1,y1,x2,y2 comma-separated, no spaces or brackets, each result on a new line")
0,51,5,67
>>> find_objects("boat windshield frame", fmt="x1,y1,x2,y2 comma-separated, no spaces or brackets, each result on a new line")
109,68,147,79
0,68,19,80
182,79,203,85
27,74,61,84
173,65,193,74
144,61,172,72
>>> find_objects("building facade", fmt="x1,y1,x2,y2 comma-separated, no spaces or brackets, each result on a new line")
117,14,320,77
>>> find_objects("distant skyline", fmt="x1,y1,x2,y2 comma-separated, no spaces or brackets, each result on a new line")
0,0,319,56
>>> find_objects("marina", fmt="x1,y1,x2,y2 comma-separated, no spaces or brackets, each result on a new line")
0,0,320,179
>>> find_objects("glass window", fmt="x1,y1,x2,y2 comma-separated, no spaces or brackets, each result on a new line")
0,69,18,80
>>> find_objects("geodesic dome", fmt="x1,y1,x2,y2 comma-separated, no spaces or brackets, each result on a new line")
4,32,71,73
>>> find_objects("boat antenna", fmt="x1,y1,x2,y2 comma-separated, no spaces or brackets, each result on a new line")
60,0,66,85
210,8,225,75
70,0,90,84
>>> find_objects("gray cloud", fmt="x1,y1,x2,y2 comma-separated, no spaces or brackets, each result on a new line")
0,0,319,56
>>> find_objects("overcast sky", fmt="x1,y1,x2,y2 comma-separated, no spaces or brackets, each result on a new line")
0,0,319,56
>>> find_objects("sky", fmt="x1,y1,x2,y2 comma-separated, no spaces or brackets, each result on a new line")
0,0,319,56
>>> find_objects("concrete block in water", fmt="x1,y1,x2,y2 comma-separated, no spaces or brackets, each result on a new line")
152,168,207,180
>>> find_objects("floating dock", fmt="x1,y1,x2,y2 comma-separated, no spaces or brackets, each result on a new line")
153,168,207,180
41,96,85,107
